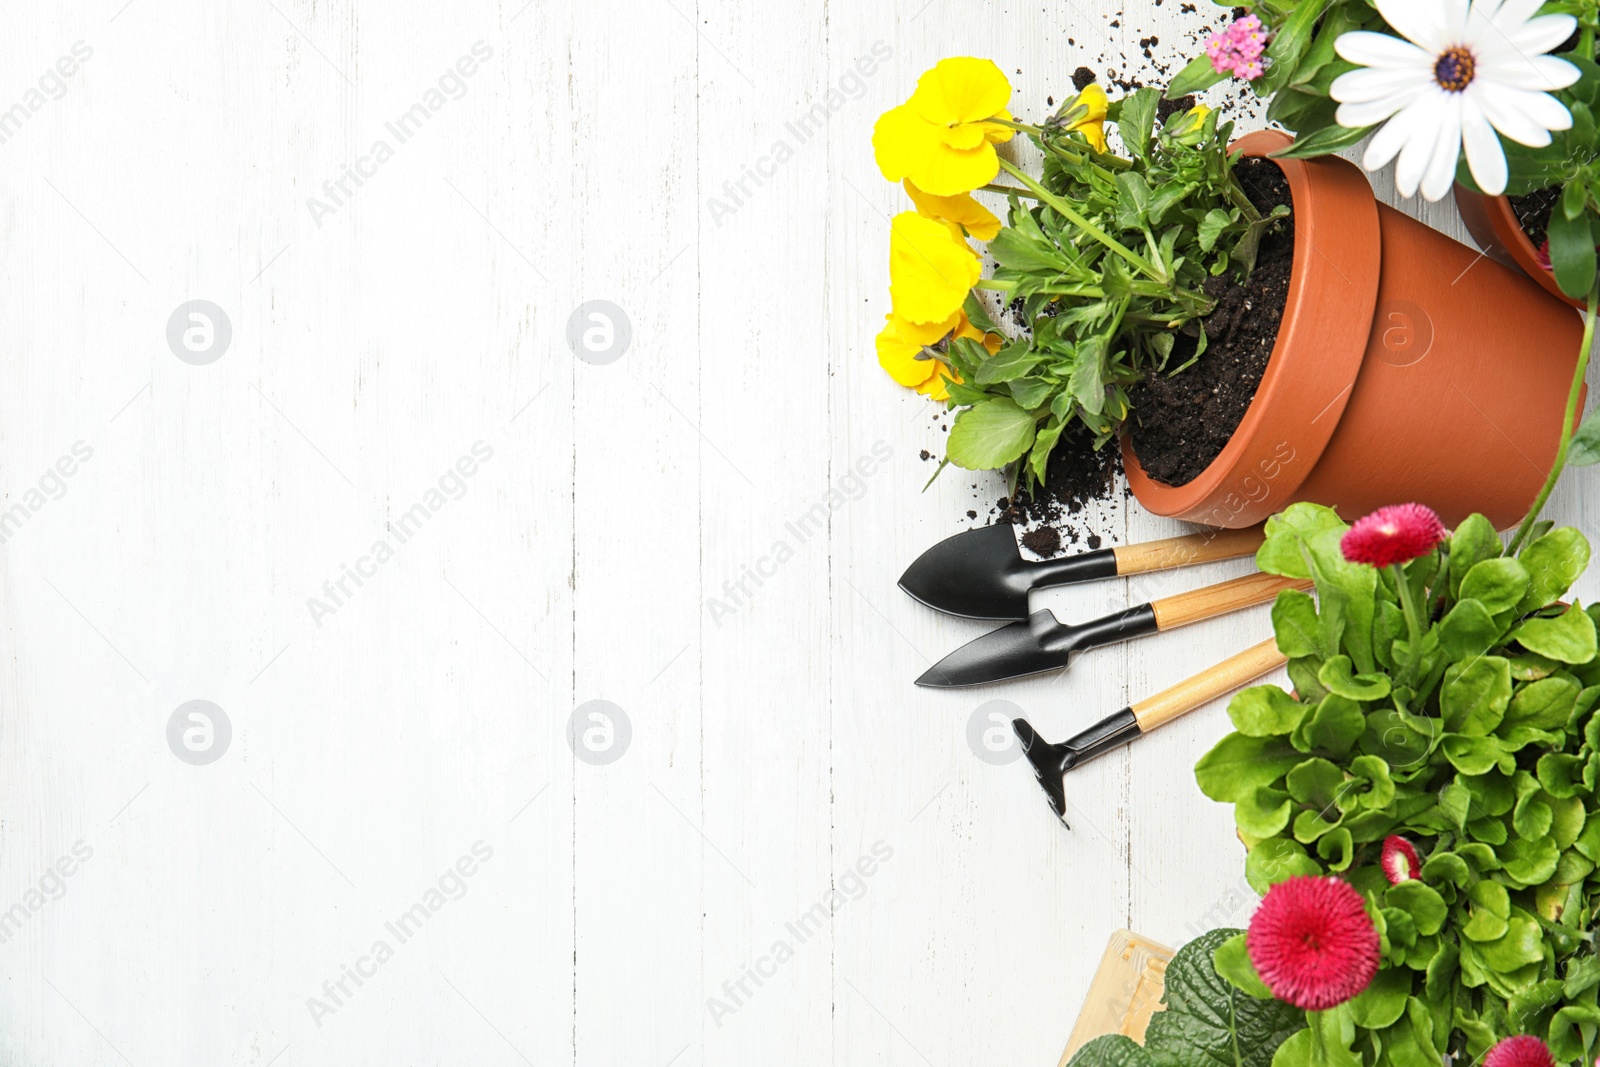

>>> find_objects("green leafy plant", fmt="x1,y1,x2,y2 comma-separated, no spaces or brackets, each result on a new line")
1194,501,1600,1066
1167,0,1389,160
939,87,1289,488
1066,928,1306,1067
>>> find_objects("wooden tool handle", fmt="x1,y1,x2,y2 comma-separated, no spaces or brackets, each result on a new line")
1149,572,1313,631
1112,525,1265,576
1132,638,1288,731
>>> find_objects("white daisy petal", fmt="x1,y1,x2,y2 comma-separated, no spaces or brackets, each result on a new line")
1338,89,1430,127
1504,13,1579,56
1477,53,1580,92
1376,0,1452,52
1330,65,1432,104
1335,31,1436,72
1364,97,1433,171
1439,0,1472,43
1486,0,1552,37
1421,97,1464,201
1470,81,1561,145
1460,102,1508,195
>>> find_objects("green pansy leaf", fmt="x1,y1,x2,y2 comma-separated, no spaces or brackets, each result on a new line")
1441,656,1513,735
1195,734,1302,803
1460,557,1529,615
1166,53,1230,98
1511,603,1598,665
1196,208,1232,253
1568,407,1600,467
946,398,1038,470
1317,655,1391,701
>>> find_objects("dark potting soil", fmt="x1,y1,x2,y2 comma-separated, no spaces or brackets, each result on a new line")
992,423,1121,553
1126,155,1295,487
1510,186,1560,248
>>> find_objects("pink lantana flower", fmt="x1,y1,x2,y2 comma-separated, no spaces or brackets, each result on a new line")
1206,15,1269,81
1340,504,1447,569
1247,875,1380,1010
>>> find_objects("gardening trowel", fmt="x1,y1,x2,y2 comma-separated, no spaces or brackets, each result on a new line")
1012,637,1287,823
914,570,1309,688
898,524,1266,621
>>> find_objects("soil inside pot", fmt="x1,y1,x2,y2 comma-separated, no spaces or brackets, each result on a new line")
1510,186,1560,249
1125,156,1296,487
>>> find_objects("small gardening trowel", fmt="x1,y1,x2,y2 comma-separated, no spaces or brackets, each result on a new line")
898,524,1266,621
914,571,1309,688
1012,637,1288,823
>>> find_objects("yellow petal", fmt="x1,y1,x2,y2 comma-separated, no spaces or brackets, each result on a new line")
1073,84,1109,123
904,179,1002,241
908,57,1012,126
1077,119,1108,153
873,104,938,183
888,212,982,325
940,123,988,151
876,311,955,388
982,111,1016,144
911,141,1001,196
1182,104,1213,134
915,362,962,401
953,310,1004,354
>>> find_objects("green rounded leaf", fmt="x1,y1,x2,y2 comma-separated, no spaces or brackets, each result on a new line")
1227,685,1307,738
1437,599,1504,661
1271,590,1322,659
1519,528,1590,613
1511,603,1598,665
1318,655,1392,701
1195,734,1301,802
1441,656,1512,735
1459,557,1529,615
1246,837,1322,894
1386,880,1448,936
946,398,1037,470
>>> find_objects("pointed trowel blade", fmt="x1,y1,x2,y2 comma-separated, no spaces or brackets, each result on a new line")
915,610,1072,688
898,525,1033,620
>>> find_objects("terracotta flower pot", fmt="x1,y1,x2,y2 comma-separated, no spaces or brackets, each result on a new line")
1122,129,1585,531
1454,184,1586,310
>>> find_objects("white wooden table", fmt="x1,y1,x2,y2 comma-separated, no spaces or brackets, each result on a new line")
3,1,1596,1064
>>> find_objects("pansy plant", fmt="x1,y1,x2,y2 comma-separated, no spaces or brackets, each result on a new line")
871,60,1288,489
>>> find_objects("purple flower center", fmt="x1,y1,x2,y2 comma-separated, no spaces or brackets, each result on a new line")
1434,47,1476,92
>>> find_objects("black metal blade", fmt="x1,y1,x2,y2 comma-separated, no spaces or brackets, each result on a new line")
898,525,1118,621
915,604,1159,688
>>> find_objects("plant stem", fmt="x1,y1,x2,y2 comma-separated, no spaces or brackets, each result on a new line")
978,183,1040,199
996,158,1165,283
1393,562,1427,688
989,117,1044,136
973,278,1016,292
1507,281,1600,555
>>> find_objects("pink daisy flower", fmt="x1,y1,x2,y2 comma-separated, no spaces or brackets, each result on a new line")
1381,836,1420,884
1483,1036,1556,1067
1339,504,1447,568
1247,875,1380,1010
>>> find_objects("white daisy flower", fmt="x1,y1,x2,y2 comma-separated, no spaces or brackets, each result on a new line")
1330,0,1581,201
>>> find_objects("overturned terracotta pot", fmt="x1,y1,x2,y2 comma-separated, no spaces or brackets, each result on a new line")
1123,130,1584,531
1454,184,1586,310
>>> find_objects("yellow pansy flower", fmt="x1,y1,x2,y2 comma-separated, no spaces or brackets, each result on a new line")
873,57,1015,196
888,211,982,326
1063,83,1109,153
904,179,1001,241
876,310,961,389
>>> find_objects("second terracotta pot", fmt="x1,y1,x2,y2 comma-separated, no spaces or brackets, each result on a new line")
1455,184,1585,311
1123,130,1585,531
